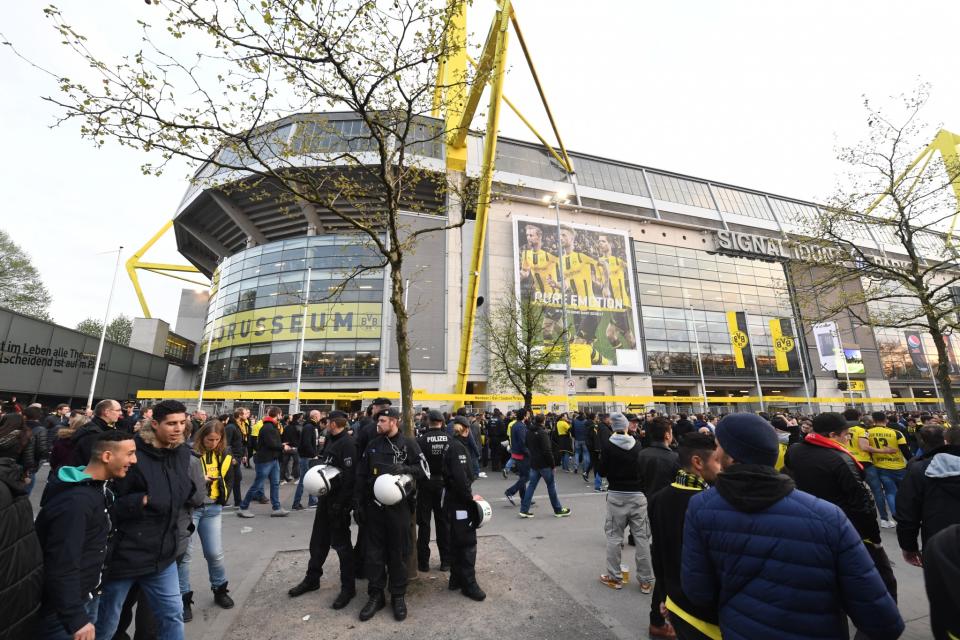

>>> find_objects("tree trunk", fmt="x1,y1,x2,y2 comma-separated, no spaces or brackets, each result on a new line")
927,321,958,423
523,391,532,411
389,260,415,437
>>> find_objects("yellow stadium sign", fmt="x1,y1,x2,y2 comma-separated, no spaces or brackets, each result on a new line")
204,303,382,351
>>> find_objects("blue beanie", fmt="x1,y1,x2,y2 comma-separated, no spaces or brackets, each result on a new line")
715,413,779,467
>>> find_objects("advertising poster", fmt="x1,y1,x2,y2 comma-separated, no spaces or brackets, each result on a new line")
905,331,930,374
512,216,643,372
812,322,841,372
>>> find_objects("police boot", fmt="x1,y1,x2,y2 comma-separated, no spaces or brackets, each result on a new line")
462,583,486,602
213,583,235,609
359,591,385,621
331,588,356,610
288,578,320,598
182,592,194,622
391,595,408,621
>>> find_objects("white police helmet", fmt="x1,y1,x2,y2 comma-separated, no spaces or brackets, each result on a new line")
303,464,341,497
472,496,493,528
373,473,414,506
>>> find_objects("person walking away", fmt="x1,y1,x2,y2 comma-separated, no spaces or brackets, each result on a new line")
292,410,324,510
867,412,912,528
415,410,452,572
592,413,614,492
597,413,653,592
93,400,195,640
36,431,137,640
44,403,71,457
443,417,486,601
486,410,506,473
504,409,530,506
22,405,48,496
681,413,905,640
49,413,89,473
178,420,236,621
237,406,289,518
572,412,590,475
519,415,570,518
637,416,680,635
69,399,123,467
784,412,897,602
922,523,960,640
556,413,573,471
0,413,44,640
224,409,247,509
288,413,357,609
354,407,428,622
281,413,303,483
895,426,960,571
648,433,721,640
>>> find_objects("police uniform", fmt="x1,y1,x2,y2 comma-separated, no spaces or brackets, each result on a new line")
416,415,451,571
352,400,390,578
355,418,428,616
293,426,356,603
442,428,486,600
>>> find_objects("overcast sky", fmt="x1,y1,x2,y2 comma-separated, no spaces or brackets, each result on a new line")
3,1,959,331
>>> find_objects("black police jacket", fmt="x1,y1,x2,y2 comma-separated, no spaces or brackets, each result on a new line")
442,436,475,507
355,431,428,509
315,429,356,512
417,428,450,490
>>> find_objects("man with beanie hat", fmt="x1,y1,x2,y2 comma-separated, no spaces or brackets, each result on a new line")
597,412,657,599
784,412,897,600
682,413,905,640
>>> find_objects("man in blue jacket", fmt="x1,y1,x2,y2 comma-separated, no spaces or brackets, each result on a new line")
681,413,905,640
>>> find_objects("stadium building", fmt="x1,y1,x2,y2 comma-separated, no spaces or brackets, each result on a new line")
170,111,951,413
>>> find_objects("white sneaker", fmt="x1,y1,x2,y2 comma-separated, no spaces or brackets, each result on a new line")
880,519,896,528
237,509,255,518
478,472,487,478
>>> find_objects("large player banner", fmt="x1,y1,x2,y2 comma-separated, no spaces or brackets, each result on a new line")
512,217,644,372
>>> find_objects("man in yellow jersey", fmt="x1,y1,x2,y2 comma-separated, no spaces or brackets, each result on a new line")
596,234,637,350
866,411,911,528
519,224,562,339
844,410,894,527
552,226,602,347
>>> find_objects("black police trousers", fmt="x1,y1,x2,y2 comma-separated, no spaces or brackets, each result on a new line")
365,502,412,596
416,482,450,567
306,500,355,590
445,502,478,589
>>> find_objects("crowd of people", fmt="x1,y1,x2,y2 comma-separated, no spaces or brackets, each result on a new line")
2,395,960,639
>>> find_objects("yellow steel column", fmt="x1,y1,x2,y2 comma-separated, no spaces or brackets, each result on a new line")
443,0,468,171
453,1,511,406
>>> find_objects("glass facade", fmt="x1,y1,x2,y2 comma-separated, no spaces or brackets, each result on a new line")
634,242,798,378
202,235,385,385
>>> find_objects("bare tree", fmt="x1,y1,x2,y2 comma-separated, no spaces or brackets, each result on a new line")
477,291,568,410
796,87,960,421
31,0,474,435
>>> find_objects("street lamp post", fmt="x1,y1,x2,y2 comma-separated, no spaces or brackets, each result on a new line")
87,247,123,410
544,192,574,409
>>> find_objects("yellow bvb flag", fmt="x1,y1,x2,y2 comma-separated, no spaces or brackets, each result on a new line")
726,311,750,369
769,317,798,373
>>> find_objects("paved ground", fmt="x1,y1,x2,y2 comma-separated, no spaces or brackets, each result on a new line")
30,466,931,639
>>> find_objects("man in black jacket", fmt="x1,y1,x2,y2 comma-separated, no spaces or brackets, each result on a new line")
415,410,452,572
895,425,960,569
36,430,137,640
224,408,247,508
354,407,428,622
648,433,721,640
289,414,357,609
238,406,290,518
69,399,122,467
444,416,486,601
784,411,897,599
292,410,324,510
94,400,195,640
923,523,960,640
519,415,570,518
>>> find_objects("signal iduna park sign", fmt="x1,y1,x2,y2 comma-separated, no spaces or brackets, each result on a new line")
714,230,912,270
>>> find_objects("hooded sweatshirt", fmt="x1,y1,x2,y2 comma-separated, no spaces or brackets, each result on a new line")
599,432,643,493
895,444,960,552
35,466,112,635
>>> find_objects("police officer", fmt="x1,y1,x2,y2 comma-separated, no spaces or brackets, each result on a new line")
288,412,357,608
444,416,486,601
352,397,392,577
416,409,451,572
355,407,428,622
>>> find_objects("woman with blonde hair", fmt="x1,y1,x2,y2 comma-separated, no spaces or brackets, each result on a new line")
48,413,90,472
178,419,235,620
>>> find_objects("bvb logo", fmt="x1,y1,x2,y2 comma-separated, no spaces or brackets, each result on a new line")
731,331,749,349
775,335,795,353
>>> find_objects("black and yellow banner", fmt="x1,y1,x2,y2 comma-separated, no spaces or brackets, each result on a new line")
726,311,751,369
769,317,799,372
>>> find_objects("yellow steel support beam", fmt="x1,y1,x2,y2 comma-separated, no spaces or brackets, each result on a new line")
442,0,468,171
450,14,502,150
453,0,511,407
126,219,205,318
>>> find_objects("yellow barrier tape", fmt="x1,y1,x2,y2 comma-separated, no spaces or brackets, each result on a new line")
137,390,949,405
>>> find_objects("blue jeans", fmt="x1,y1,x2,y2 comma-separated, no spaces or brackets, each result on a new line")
560,452,571,471
40,596,99,639
521,466,563,513
864,464,888,519
293,457,318,507
877,467,905,519
241,460,281,510
178,504,227,594
505,458,529,498
95,562,184,640
574,441,590,472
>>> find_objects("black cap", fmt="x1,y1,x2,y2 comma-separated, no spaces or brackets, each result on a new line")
625,413,640,422
378,407,400,419
427,409,444,423
453,416,471,429
371,397,392,407
328,410,348,420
